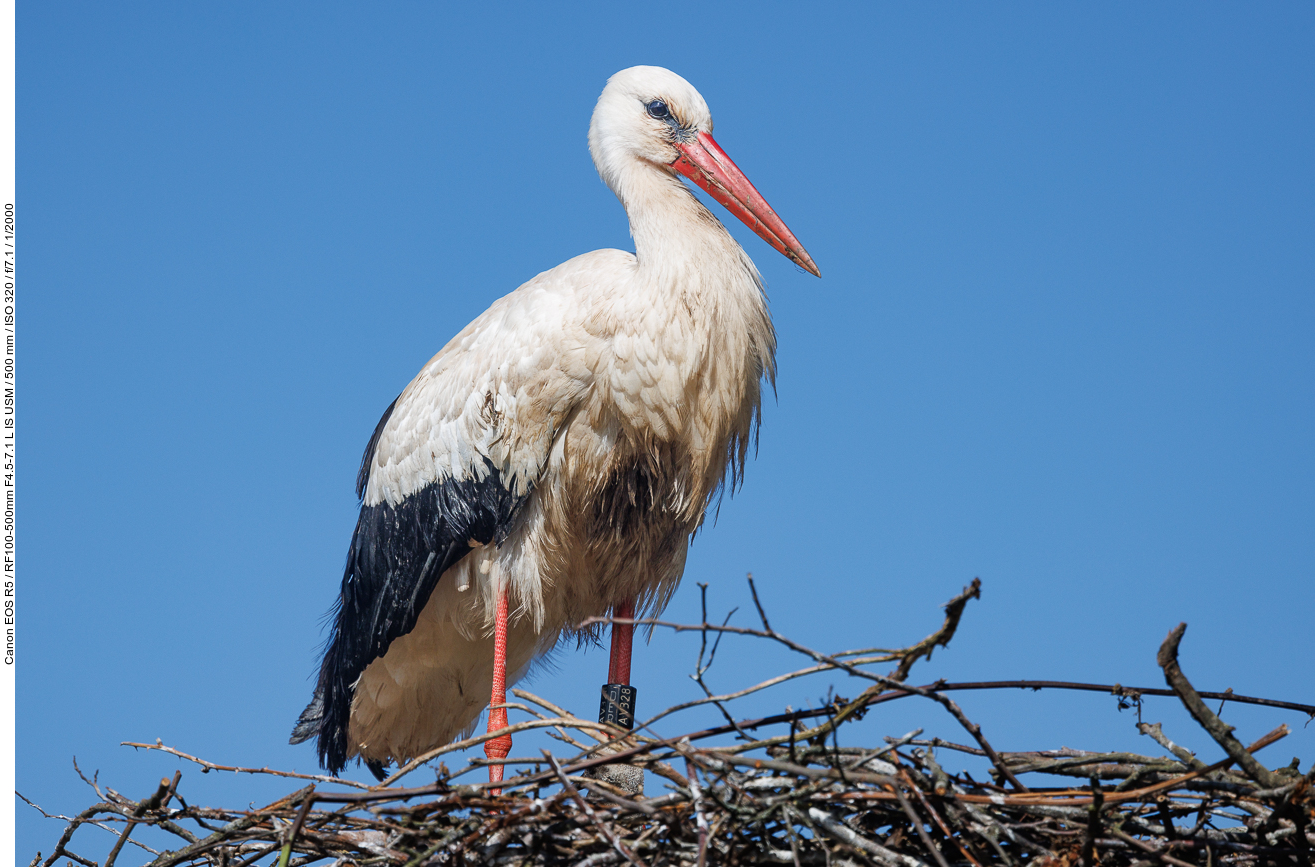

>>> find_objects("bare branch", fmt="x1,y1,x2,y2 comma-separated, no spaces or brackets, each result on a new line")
1156,623,1283,789
121,741,371,789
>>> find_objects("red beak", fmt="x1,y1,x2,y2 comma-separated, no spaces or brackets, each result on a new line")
672,131,820,277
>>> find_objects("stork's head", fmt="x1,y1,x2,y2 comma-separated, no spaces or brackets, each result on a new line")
589,66,819,277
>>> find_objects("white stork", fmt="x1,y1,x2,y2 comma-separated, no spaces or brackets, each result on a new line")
291,66,819,786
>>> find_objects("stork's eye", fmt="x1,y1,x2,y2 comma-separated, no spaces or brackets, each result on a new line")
646,100,670,120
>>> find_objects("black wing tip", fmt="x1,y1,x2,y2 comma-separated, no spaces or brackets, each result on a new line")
365,759,390,782
289,693,324,745
289,692,348,777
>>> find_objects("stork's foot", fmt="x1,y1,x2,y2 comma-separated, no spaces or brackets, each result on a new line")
588,762,645,795
485,730,512,788
584,741,645,796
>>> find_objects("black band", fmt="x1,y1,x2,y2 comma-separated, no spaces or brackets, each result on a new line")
599,683,637,730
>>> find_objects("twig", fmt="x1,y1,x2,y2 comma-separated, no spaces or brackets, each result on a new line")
103,776,172,867
1080,777,1103,867
898,764,983,867
1107,826,1197,867
275,787,316,867
1156,623,1282,790
1137,721,1206,770
643,653,916,729
888,578,981,682
543,751,648,867
19,792,175,855
894,783,951,867
922,680,1315,717
513,688,606,747
384,714,634,785
585,612,1031,790
121,741,370,789
746,573,773,633
805,806,928,867
683,742,710,867
146,786,313,867
72,758,104,801
691,583,750,738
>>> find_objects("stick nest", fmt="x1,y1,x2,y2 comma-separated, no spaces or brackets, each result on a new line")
27,579,1315,867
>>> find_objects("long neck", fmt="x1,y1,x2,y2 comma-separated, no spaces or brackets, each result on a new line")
608,153,777,393
613,159,744,284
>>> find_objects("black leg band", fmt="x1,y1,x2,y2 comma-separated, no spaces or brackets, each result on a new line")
598,683,637,730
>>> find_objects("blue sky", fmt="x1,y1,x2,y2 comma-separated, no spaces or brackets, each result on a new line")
18,3,1314,860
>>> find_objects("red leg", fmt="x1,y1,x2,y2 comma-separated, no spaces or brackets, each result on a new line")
484,585,511,793
608,598,634,685
594,598,643,793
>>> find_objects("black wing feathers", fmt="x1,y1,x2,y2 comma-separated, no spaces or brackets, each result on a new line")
292,399,528,776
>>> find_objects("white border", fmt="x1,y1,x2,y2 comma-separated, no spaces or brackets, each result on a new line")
1,2,14,865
